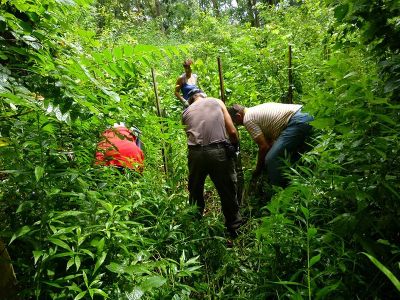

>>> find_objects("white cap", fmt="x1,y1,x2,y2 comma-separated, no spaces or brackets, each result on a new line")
113,122,125,128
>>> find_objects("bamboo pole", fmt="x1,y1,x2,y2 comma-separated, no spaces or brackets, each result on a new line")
217,57,225,102
151,68,168,176
287,44,293,104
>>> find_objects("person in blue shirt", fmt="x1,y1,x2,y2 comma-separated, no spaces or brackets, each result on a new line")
174,59,199,108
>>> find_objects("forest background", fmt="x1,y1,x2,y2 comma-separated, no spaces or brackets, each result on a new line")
1,0,400,299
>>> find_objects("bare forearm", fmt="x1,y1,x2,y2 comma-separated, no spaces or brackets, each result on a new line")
254,138,273,175
175,91,184,102
218,99,238,143
255,146,269,174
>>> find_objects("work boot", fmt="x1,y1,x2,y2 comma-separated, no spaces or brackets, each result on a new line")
227,217,247,239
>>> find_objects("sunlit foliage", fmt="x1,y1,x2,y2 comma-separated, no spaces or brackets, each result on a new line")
1,0,399,298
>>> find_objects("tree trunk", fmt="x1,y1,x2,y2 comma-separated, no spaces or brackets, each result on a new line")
154,0,161,17
247,0,259,27
134,0,144,15
247,0,255,26
0,240,18,300
253,0,260,27
211,0,220,17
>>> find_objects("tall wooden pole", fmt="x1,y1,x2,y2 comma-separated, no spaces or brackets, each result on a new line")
151,68,168,176
217,57,225,102
287,44,293,104
217,57,244,205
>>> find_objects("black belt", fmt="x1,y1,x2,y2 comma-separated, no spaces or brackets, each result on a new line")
188,142,226,149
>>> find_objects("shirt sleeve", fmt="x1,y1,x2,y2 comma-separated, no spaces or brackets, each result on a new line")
244,119,263,141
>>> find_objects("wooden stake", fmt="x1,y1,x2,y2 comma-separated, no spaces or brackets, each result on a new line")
151,68,168,176
217,57,244,205
217,57,225,102
287,44,293,104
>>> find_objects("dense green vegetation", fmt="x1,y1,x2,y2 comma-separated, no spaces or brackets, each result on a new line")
1,0,399,299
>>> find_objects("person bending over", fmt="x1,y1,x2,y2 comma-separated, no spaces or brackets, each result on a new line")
95,123,144,173
228,102,313,188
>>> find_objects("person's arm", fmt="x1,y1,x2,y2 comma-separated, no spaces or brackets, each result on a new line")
252,134,272,178
174,77,187,106
194,74,200,89
217,99,238,144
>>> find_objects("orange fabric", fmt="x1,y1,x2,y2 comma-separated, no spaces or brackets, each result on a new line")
95,127,144,170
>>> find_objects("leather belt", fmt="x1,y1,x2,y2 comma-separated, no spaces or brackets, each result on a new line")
188,142,225,149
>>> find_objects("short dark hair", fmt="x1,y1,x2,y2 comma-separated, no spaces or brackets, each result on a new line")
187,88,202,99
183,59,193,66
228,104,245,122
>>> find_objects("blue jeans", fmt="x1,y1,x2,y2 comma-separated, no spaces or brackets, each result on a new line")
265,110,314,187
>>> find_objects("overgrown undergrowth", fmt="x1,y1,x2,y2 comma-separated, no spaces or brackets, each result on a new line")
1,0,400,299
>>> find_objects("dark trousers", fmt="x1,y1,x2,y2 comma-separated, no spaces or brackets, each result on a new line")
188,144,242,231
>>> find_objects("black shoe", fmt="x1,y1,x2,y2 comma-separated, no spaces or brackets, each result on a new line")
228,229,239,239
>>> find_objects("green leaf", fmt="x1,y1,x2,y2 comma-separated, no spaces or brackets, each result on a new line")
141,276,166,291
90,288,108,298
315,281,341,300
97,238,105,253
82,270,89,287
271,280,306,287
300,206,309,218
16,201,35,213
309,254,321,268
67,257,74,271
67,283,82,293
185,256,200,266
33,250,43,264
43,281,63,288
74,291,87,300
52,211,85,220
334,4,349,21
186,265,202,273
75,255,81,271
106,262,125,274
56,0,77,5
376,114,396,126
362,252,400,292
35,166,45,182
343,71,357,79
310,118,335,130
9,225,32,244
307,227,317,238
368,97,388,105
126,288,144,300
81,249,95,259
48,238,72,251
102,89,120,102
180,250,186,268
98,200,114,215
93,252,107,275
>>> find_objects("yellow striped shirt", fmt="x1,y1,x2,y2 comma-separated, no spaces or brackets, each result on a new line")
243,103,302,141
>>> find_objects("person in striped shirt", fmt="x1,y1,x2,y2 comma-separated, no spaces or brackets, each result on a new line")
228,103,313,188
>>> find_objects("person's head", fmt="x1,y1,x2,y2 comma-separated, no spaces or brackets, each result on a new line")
183,59,193,73
187,88,206,105
228,104,246,125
